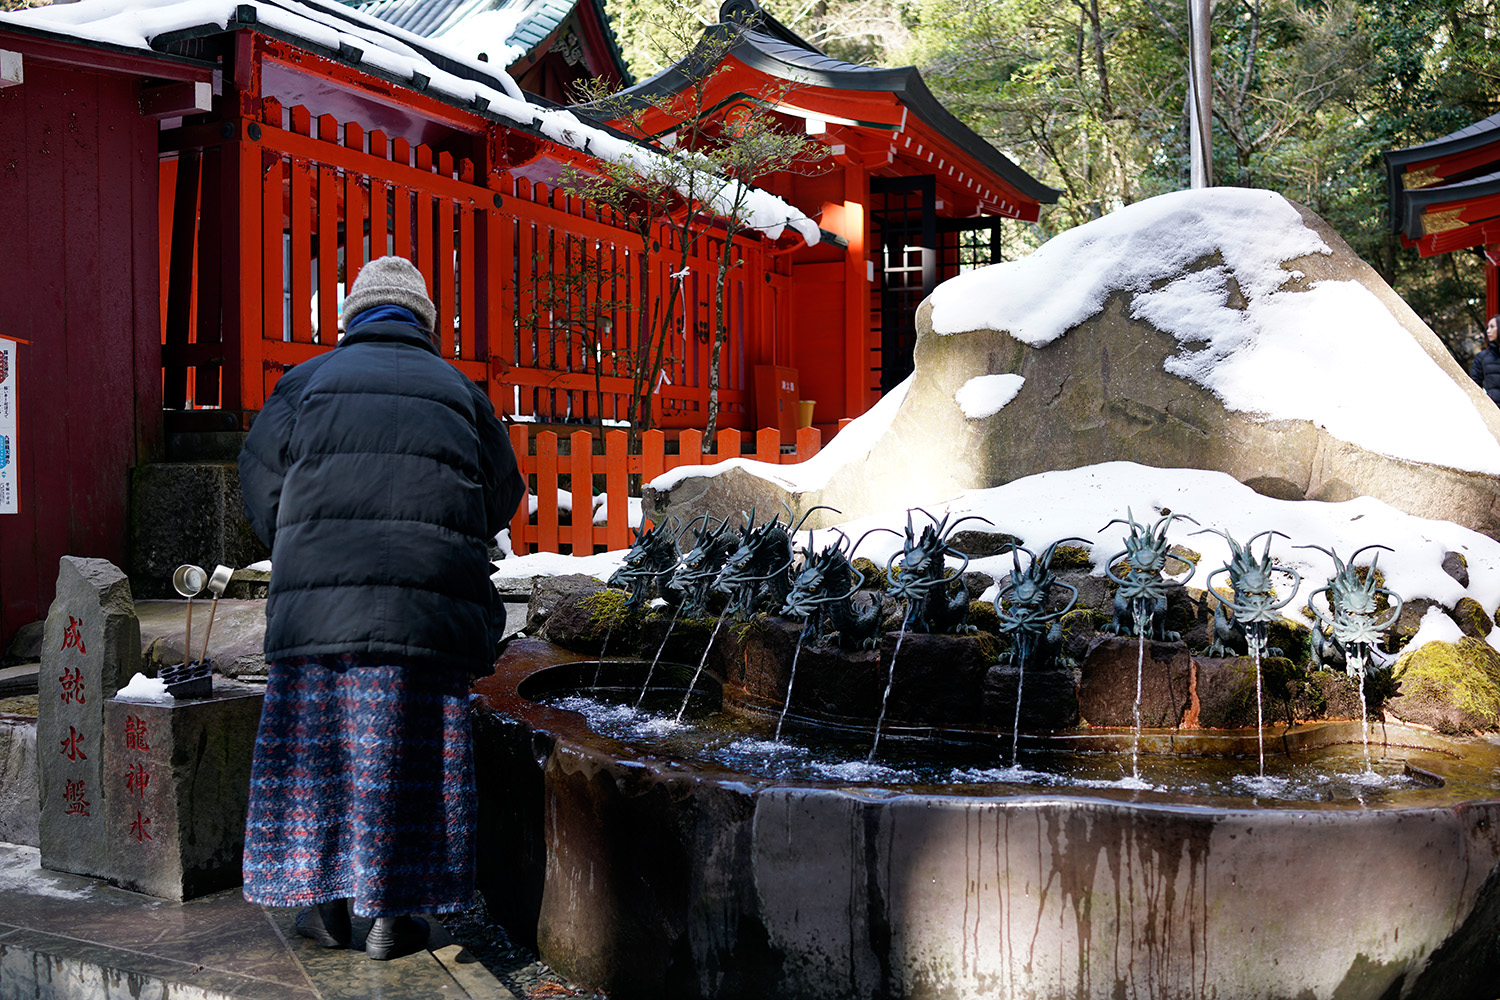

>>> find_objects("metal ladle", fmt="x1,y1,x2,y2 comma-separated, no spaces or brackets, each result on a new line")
172,564,207,666
197,564,234,665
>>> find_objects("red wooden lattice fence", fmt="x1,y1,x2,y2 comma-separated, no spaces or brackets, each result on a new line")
508,426,822,555
160,97,772,430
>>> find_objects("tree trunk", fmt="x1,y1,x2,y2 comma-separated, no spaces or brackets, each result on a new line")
701,239,736,451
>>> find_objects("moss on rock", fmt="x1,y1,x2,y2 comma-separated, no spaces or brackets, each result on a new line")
1390,637,1500,735
852,557,888,590
579,588,634,632
1050,545,1094,571
1267,618,1310,665
967,599,1000,635
1450,597,1493,639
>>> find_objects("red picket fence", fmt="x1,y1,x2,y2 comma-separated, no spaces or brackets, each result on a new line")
160,85,775,431
508,425,823,555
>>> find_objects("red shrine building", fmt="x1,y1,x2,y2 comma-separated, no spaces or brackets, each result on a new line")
0,0,1054,647
1387,112,1500,317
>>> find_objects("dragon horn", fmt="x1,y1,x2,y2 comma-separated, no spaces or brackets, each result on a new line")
1348,543,1395,567
941,514,995,541
1293,543,1338,565
1103,550,1133,587
850,526,900,558
790,504,843,536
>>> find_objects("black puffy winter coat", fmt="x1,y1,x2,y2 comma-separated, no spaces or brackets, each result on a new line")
1471,344,1500,405
239,317,524,673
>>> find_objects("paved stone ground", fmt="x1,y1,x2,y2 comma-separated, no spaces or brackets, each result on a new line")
438,896,606,1000
0,694,36,716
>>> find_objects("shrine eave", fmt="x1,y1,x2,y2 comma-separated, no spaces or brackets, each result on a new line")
0,21,214,81
600,24,1059,208
1385,111,1500,241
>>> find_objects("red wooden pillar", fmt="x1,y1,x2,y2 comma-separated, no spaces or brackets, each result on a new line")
843,161,869,418
1486,250,1498,321
221,117,264,415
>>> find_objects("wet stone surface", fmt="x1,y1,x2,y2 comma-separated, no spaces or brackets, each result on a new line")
438,896,606,999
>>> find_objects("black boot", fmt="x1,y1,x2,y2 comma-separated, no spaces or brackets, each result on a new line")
365,914,429,961
294,898,351,948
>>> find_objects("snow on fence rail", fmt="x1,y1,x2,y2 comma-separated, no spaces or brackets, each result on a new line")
508,425,822,555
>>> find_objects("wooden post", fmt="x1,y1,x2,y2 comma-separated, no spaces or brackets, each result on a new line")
571,430,594,555
1487,253,1498,322
508,424,530,554
678,429,704,471
756,427,779,464
642,429,666,484
716,427,739,462
795,426,821,461
537,431,559,554
288,107,313,345
843,163,869,418
343,122,365,289
604,429,630,551
224,124,263,414
316,114,339,344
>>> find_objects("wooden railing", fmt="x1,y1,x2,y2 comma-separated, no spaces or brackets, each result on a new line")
508,425,822,555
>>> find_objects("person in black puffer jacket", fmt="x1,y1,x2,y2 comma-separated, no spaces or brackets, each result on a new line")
1470,315,1500,405
237,257,524,960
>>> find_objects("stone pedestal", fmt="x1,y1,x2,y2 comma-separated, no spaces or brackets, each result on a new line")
103,683,263,901
37,557,139,879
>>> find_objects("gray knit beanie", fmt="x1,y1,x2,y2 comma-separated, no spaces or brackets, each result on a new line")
341,256,436,332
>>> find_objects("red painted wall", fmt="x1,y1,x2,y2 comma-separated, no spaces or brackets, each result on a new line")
0,63,161,650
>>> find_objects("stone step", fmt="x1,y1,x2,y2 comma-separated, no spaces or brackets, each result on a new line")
0,662,37,698
0,843,516,1000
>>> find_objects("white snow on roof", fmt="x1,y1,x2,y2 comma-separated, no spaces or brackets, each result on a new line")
927,187,1500,476
651,375,911,495
956,373,1024,419
818,461,1500,625
430,7,528,68
0,0,819,245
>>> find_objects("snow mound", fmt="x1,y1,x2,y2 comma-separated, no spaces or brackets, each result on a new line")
928,187,1500,476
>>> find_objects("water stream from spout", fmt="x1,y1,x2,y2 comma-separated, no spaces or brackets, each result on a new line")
774,630,807,743
636,605,682,709
868,613,908,763
1132,600,1147,781
1352,650,1372,771
676,614,727,723
1010,639,1026,766
1251,635,1265,777
591,620,616,689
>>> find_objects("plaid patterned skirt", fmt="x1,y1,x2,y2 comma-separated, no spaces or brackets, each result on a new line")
241,655,476,917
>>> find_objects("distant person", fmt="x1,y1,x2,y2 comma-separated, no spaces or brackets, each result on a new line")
238,257,525,960
1471,314,1500,405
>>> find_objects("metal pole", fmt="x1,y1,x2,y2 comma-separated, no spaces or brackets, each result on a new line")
1188,0,1213,188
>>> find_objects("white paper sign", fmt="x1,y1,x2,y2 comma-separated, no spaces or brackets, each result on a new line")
0,338,16,514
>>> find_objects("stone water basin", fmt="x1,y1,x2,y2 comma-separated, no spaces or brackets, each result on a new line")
472,637,1500,1000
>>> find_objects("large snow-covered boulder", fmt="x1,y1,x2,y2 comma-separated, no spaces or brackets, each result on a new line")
647,188,1500,539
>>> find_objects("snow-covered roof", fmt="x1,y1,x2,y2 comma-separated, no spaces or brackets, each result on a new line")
602,0,1059,208
347,0,628,82
0,0,818,243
